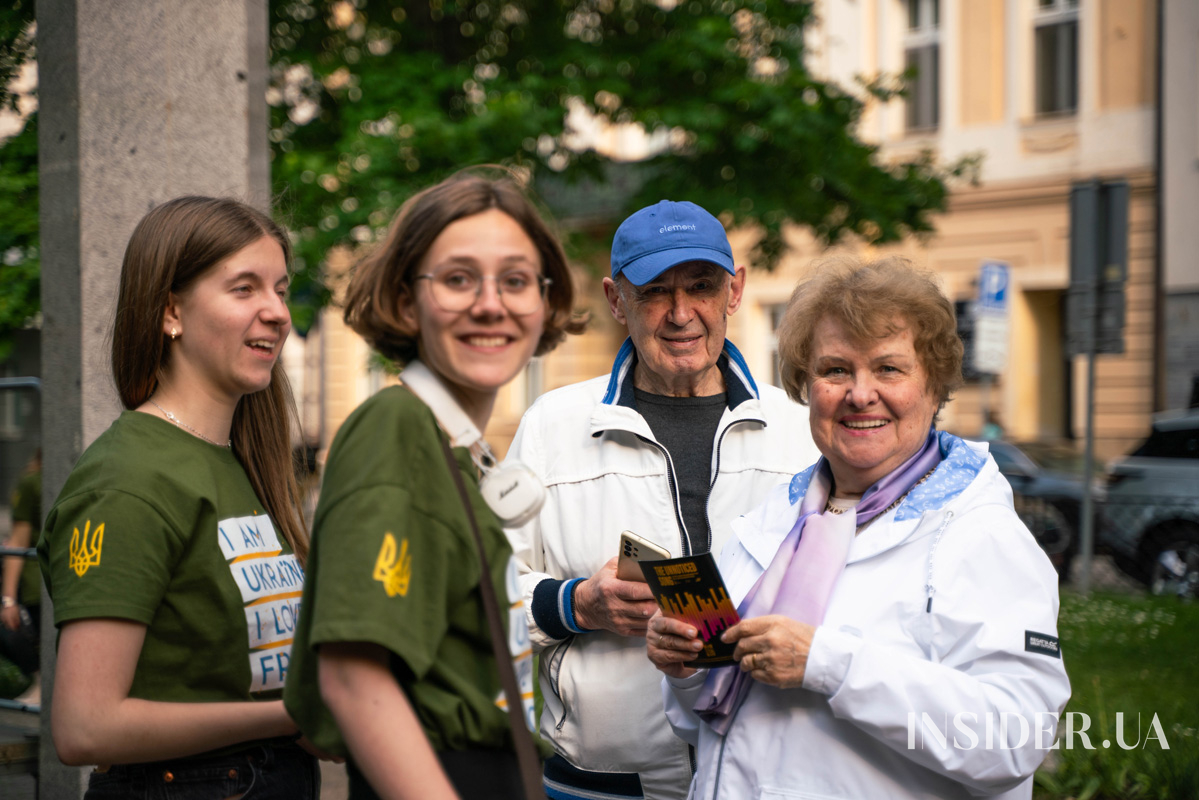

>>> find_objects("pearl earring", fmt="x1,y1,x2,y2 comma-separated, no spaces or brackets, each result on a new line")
170,328,178,340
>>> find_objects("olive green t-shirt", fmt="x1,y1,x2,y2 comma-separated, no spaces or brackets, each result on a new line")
285,386,531,758
39,412,302,703
10,468,41,606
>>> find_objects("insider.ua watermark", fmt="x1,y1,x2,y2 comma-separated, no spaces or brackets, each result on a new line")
907,712,1171,751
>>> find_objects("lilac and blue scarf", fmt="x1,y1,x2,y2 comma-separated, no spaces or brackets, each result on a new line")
694,429,943,735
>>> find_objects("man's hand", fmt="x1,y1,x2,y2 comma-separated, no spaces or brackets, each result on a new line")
572,557,658,636
723,615,815,689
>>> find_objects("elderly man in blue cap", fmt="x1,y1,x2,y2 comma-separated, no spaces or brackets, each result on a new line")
504,200,817,799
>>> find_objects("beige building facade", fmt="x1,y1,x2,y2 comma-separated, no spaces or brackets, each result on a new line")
305,0,1166,464
789,0,1162,460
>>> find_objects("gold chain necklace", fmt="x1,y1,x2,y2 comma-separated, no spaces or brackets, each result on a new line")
824,466,938,530
149,399,232,448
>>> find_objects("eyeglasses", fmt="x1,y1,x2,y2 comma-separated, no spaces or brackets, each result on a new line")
415,267,552,316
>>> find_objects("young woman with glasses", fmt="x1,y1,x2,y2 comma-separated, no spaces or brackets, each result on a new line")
285,168,584,799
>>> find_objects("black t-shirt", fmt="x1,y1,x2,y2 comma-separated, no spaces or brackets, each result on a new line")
633,389,728,554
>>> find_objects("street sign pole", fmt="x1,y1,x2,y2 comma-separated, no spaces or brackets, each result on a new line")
1068,179,1129,594
1070,182,1100,595
1079,318,1098,595
974,261,1011,436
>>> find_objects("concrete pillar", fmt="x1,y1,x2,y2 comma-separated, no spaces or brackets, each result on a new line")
36,1,269,795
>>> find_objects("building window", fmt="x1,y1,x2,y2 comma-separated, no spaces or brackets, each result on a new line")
1034,0,1078,116
904,0,940,132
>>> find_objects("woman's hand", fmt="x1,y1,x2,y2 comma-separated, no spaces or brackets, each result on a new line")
647,611,703,680
723,615,815,689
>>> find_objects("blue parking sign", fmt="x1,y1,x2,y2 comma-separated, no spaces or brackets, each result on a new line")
978,261,1010,313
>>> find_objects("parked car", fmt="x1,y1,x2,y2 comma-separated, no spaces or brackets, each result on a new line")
1100,410,1199,595
986,439,1101,580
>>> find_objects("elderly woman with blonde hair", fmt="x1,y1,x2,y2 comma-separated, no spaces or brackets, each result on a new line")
648,257,1070,800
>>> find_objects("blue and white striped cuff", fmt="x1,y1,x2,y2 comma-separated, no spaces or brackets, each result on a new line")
531,577,595,639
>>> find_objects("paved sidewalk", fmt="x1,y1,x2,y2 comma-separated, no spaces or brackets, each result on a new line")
321,760,348,799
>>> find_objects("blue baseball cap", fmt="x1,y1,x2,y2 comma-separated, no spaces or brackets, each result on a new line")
610,200,735,285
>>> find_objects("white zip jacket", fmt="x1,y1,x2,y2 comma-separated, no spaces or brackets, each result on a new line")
504,339,818,799
663,434,1071,800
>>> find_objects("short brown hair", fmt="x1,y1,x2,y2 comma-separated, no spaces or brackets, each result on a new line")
111,196,308,563
344,167,586,364
777,256,963,411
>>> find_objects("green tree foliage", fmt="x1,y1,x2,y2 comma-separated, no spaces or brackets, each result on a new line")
0,114,39,364
0,1,33,113
0,1,968,342
270,0,967,330
0,0,37,363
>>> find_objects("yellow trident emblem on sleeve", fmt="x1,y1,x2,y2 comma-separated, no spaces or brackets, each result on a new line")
69,520,105,577
372,532,411,597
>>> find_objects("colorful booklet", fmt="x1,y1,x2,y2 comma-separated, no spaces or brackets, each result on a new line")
639,553,741,668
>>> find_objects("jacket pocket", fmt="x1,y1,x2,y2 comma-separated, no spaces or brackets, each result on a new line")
546,636,575,731
759,790,841,800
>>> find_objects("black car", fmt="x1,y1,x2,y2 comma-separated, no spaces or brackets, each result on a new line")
986,440,1102,579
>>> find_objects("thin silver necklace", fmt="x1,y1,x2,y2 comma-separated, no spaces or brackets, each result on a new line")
148,399,232,448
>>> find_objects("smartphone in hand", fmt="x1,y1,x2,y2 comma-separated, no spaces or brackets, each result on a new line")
616,530,671,581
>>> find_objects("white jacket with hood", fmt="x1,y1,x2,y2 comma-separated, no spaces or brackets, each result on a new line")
505,339,817,798
663,433,1072,800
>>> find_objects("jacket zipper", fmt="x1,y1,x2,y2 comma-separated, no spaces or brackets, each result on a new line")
638,417,765,558
709,690,752,799
925,509,954,613
710,718,732,799
636,435,691,556
702,419,758,554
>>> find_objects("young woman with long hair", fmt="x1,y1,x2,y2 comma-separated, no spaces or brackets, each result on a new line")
39,196,321,798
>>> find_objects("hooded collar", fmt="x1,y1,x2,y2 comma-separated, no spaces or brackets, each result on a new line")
737,432,991,570
600,337,759,410
590,338,764,441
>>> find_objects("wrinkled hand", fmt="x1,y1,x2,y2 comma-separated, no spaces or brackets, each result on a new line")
723,615,815,689
297,735,345,763
647,611,702,680
573,557,658,637
1,604,19,632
